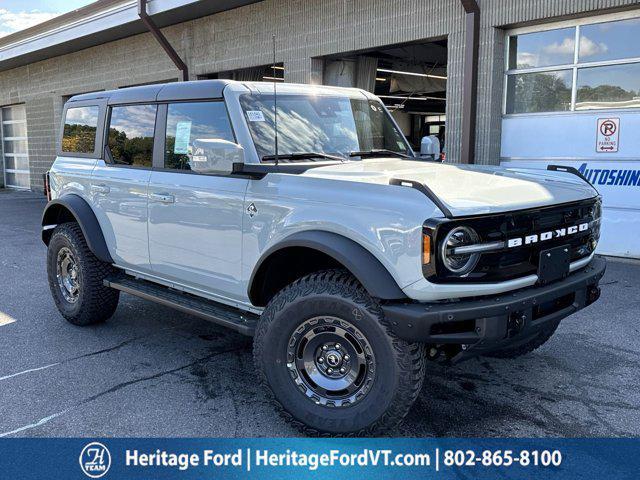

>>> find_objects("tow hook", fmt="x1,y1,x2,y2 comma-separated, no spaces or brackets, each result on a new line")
587,286,601,305
507,312,527,337
427,345,462,363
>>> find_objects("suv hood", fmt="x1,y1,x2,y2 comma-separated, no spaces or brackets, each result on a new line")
302,159,598,217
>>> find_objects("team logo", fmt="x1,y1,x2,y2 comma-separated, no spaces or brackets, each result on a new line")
79,442,111,478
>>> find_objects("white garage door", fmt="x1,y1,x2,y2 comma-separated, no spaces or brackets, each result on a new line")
1,104,30,189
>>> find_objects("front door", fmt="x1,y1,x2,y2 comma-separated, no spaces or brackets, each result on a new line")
90,103,157,270
147,101,248,302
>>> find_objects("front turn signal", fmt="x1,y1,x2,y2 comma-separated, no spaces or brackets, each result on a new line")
422,233,432,265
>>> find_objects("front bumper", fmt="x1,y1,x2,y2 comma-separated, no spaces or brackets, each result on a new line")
382,257,606,362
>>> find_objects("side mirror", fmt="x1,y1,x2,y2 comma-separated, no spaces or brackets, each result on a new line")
190,139,244,175
420,135,441,161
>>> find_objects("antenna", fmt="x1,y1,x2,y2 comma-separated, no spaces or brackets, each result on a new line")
272,34,279,166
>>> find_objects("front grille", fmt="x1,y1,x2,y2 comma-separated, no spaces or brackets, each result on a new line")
425,198,600,283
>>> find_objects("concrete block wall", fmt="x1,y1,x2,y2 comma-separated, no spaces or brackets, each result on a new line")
1,0,639,190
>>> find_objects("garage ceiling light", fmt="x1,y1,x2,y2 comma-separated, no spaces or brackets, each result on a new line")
378,95,446,101
377,68,447,80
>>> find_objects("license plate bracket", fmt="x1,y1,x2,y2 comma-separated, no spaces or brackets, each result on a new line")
538,245,571,285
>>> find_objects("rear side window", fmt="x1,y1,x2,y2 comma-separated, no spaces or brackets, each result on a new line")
62,106,99,153
164,101,235,170
107,104,156,167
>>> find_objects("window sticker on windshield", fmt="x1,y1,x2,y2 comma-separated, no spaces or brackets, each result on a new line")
246,110,265,122
174,121,192,154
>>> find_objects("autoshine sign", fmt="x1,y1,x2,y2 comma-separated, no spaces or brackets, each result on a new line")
501,110,640,258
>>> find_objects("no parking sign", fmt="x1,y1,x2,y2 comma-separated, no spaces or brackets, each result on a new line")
596,117,619,153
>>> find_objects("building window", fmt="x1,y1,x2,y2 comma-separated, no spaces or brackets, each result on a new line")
62,106,99,153
164,102,235,170
107,104,156,167
505,14,640,114
1,104,30,189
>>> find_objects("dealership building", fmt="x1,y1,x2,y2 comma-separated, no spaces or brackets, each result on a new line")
0,0,639,257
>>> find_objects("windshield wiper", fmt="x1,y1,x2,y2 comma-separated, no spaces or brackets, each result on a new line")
262,152,345,163
349,149,411,159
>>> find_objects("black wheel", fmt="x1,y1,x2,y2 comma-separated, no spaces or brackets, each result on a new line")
47,222,119,326
253,270,426,435
486,320,561,359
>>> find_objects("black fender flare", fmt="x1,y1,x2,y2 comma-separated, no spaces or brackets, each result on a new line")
249,230,406,302
41,194,113,263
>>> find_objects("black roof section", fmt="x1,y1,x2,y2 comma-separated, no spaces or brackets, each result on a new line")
67,80,234,104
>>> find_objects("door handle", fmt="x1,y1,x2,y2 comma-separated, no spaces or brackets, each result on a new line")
90,184,110,194
149,192,175,204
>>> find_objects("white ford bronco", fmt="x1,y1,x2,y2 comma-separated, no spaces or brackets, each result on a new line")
43,80,605,435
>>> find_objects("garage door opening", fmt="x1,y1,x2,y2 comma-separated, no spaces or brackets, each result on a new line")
320,39,447,154
199,63,284,82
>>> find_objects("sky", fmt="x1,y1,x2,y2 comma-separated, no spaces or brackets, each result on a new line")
0,0,95,38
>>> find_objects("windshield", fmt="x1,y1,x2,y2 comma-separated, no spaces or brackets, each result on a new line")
239,93,412,161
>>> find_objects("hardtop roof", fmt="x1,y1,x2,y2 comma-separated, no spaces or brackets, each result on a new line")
67,79,234,105
67,80,371,105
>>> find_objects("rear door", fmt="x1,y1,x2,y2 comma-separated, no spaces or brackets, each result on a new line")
90,103,157,270
147,100,248,302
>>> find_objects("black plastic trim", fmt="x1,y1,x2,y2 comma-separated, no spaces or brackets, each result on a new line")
382,256,606,353
389,178,453,218
106,276,257,336
422,197,600,284
547,164,597,191
248,230,407,303
232,161,342,178
41,194,113,263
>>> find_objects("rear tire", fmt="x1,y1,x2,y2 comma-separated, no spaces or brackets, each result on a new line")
486,320,561,359
47,222,119,326
253,269,426,435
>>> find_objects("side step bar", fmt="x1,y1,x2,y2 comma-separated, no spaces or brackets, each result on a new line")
104,276,258,336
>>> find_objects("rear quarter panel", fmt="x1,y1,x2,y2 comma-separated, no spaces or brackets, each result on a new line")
48,156,97,201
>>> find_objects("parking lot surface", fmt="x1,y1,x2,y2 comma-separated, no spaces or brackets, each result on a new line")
0,189,638,437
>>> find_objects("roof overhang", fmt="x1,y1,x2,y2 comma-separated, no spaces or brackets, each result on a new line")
0,0,262,73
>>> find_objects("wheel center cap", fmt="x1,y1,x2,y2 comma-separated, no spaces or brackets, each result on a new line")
325,351,342,367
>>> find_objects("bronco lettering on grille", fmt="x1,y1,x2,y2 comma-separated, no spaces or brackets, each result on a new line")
507,222,589,248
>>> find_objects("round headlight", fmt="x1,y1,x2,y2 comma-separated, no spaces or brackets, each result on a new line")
441,226,480,275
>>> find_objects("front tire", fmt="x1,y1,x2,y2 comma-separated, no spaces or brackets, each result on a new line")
47,222,119,326
253,270,426,435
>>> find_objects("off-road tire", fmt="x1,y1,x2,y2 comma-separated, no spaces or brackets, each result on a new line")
253,269,426,436
486,320,561,359
47,222,119,326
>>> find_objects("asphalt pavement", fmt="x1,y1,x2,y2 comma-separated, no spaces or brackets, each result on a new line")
0,189,638,437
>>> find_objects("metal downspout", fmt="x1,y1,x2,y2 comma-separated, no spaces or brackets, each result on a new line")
138,0,189,81
460,0,480,164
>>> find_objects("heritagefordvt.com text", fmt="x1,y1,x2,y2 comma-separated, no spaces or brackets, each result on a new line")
126,449,432,472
